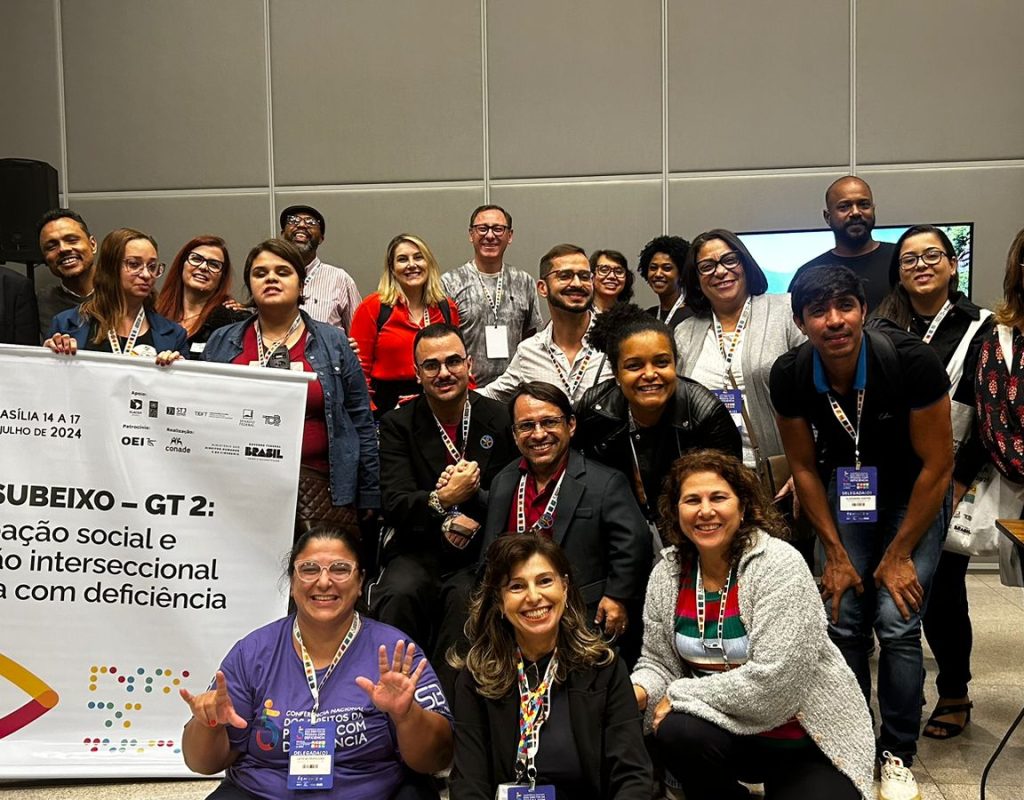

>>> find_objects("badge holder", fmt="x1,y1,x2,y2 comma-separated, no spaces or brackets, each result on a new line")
837,466,878,523
287,721,336,790
485,325,510,359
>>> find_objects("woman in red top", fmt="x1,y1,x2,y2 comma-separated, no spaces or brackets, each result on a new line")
350,233,460,417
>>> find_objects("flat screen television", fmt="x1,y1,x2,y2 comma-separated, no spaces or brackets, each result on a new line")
736,223,974,298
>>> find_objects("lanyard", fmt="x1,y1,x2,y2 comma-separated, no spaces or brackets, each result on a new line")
433,400,472,462
474,263,504,322
106,308,147,356
827,389,866,469
256,315,302,368
547,342,593,399
293,613,361,723
712,297,752,388
515,650,558,789
695,562,733,664
626,410,649,511
660,293,686,324
516,470,566,534
919,300,954,344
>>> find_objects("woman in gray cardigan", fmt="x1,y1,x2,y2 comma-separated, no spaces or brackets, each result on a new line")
631,450,874,800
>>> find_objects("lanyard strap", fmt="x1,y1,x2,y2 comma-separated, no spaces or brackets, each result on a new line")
474,263,504,322
695,562,733,664
515,650,558,788
547,343,593,399
433,400,472,463
293,612,361,723
712,297,752,388
516,470,566,534
626,410,650,512
107,308,147,356
256,315,302,367
919,299,954,344
827,389,866,469
660,293,686,324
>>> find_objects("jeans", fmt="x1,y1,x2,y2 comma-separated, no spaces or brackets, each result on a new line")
824,482,950,764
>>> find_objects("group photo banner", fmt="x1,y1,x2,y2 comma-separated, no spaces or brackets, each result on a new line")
0,346,310,779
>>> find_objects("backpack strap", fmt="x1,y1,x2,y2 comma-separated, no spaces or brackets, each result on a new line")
375,302,394,332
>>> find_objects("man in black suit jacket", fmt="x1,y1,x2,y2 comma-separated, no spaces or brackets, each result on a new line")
369,323,517,689
479,381,651,659
0,266,39,344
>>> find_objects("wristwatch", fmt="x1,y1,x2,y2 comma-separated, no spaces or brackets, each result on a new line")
427,490,446,518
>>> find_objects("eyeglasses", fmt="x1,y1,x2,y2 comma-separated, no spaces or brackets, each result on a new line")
185,251,225,274
543,268,593,284
285,214,321,230
513,416,567,435
470,224,509,236
695,252,743,276
417,354,468,376
294,560,358,582
898,248,949,271
123,259,165,277
594,264,627,278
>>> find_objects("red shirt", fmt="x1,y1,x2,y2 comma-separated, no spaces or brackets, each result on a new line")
504,457,569,535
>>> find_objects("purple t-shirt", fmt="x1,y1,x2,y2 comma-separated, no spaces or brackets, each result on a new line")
219,615,452,800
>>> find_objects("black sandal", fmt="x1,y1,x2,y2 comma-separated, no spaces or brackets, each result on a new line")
923,701,973,739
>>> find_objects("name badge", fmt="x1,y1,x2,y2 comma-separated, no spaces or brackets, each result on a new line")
495,784,556,800
485,325,510,359
837,466,878,523
190,342,206,354
711,388,744,431
287,722,336,790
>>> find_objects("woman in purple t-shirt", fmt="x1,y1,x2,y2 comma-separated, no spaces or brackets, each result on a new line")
179,526,453,800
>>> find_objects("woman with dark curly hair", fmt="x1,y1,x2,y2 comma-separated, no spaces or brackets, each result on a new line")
589,249,634,312
449,533,651,800
637,234,691,329
631,450,873,800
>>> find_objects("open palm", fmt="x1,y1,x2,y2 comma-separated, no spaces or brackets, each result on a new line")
355,640,427,721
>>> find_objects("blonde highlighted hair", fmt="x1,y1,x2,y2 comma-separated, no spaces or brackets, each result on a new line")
79,227,158,345
377,233,447,307
994,227,1024,330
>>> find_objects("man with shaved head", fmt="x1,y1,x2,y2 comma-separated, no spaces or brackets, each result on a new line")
789,176,895,309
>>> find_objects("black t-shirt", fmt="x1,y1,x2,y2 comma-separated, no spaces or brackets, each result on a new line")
88,325,157,355
525,654,586,799
789,241,896,311
769,328,949,506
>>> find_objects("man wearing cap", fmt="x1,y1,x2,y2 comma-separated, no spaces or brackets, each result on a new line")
280,204,362,332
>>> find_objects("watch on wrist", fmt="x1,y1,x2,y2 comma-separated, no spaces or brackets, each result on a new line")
428,490,446,517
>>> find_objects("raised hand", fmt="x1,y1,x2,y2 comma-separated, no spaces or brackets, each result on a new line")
355,640,427,723
179,670,248,729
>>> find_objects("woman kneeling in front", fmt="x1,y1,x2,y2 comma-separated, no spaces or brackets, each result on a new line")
632,450,874,800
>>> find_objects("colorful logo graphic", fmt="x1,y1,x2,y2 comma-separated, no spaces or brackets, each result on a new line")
255,698,282,751
0,653,60,739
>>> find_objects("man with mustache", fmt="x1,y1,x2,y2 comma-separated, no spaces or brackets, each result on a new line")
478,243,614,403
790,176,895,309
35,208,96,334
279,204,362,332
769,265,953,795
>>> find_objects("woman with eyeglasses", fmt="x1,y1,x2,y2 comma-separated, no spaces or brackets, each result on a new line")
200,238,378,535
638,235,692,329
180,525,454,800
44,227,187,358
590,249,634,313
871,225,993,741
155,235,250,358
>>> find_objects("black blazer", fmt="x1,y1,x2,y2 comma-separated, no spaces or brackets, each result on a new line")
0,266,39,344
379,391,518,559
480,449,651,606
450,657,652,800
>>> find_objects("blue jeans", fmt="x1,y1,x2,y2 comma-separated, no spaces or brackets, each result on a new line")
824,481,950,764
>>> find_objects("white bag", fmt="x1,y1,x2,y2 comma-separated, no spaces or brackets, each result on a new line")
946,464,1024,557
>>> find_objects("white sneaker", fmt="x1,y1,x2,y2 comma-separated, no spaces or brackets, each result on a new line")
878,751,921,800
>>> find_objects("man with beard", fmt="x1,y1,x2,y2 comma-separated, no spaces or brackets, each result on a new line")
789,176,895,310
478,243,613,403
279,204,362,331
35,208,96,334
369,322,517,695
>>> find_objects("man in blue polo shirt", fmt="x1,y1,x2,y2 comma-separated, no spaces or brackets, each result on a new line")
769,266,952,790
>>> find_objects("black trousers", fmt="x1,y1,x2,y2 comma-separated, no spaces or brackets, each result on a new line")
654,712,860,800
921,549,973,698
206,770,440,799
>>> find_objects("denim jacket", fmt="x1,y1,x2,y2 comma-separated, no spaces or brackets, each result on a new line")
202,311,380,509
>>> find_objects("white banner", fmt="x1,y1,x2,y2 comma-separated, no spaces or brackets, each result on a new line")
0,346,310,779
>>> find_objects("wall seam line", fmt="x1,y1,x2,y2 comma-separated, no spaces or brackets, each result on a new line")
480,0,490,203
54,0,69,203
849,0,857,174
661,0,670,232
263,0,277,233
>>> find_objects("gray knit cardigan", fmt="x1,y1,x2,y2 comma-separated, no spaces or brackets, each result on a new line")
631,531,874,800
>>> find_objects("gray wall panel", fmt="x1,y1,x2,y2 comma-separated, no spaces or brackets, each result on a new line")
858,1,1024,164
61,0,268,192
487,0,662,179
270,0,483,185
0,1,62,168
668,1,849,171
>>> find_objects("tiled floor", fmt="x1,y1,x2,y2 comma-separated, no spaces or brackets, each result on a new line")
3,573,1023,799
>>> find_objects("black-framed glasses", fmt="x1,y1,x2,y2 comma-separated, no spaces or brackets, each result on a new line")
594,264,627,278
417,354,468,376
898,248,949,271
513,416,567,435
285,214,321,229
695,252,742,276
122,259,165,277
470,224,509,236
543,268,593,283
185,251,224,273
294,560,358,582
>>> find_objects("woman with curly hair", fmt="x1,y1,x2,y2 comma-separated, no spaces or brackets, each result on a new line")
638,234,691,329
449,533,651,800
631,450,873,800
